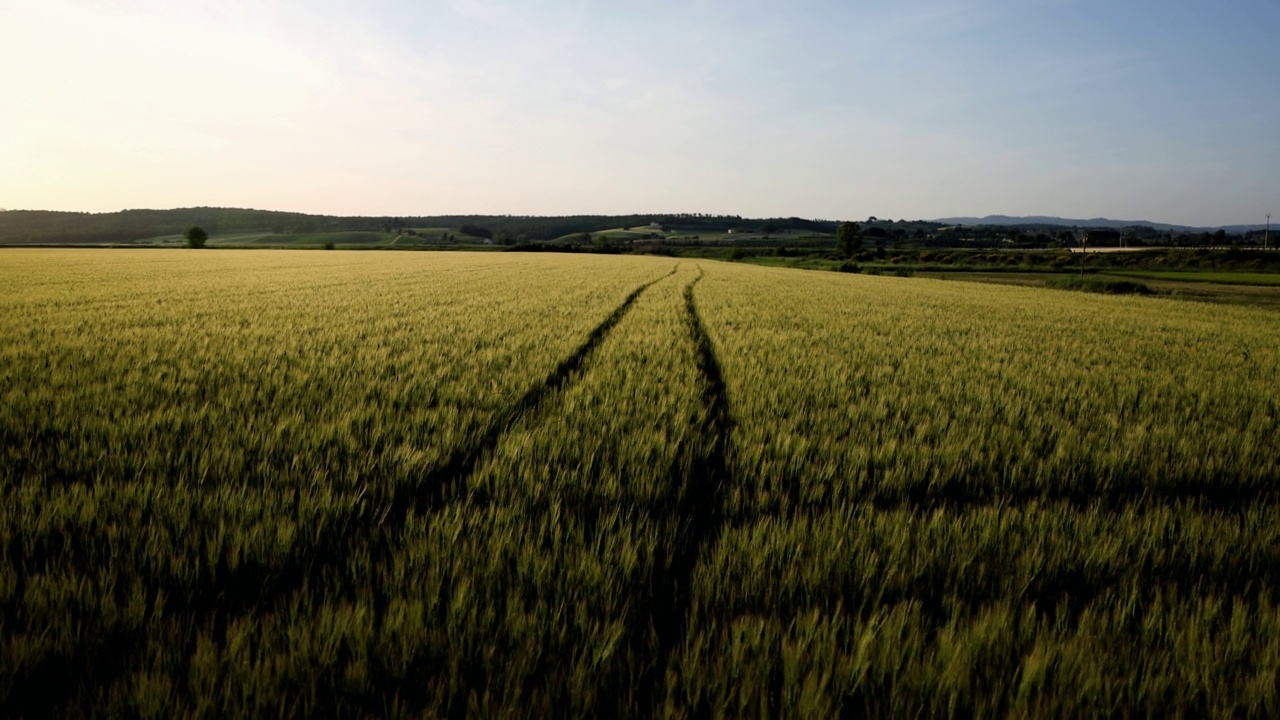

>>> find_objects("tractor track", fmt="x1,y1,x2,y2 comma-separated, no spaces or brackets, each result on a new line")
5,266,680,719
633,268,733,719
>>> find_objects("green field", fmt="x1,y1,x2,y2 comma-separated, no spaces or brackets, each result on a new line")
1111,270,1280,285
250,231,394,247
908,270,1280,308
128,230,496,249
3,250,1279,717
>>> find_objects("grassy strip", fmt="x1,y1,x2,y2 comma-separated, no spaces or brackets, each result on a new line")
1111,270,1280,286
1045,275,1151,295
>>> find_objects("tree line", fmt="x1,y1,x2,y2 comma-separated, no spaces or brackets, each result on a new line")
0,209,839,245
0,207,1270,250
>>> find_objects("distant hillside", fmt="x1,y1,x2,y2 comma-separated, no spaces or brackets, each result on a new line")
0,208,372,245
1,207,1267,247
932,215,1268,232
0,208,838,245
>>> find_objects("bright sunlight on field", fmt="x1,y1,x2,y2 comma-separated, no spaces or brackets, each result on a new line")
3,250,1279,717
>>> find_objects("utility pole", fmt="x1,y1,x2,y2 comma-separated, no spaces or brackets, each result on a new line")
1267,213,1271,250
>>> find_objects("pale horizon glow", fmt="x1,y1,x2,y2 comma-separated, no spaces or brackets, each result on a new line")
2,0,1277,226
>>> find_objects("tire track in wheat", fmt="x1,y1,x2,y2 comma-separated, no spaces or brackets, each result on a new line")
637,267,732,718
37,267,682,717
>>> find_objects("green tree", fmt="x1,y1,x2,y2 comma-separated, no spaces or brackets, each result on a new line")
184,226,208,248
459,224,492,240
837,222,862,258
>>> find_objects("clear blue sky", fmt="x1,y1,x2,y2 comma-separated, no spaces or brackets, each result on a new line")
2,0,1277,226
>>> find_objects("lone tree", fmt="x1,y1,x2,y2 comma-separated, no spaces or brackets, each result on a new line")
184,226,208,248
837,222,862,258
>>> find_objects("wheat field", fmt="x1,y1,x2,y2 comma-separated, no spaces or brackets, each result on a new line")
2,250,1278,717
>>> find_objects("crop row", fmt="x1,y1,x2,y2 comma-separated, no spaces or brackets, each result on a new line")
4,251,1280,716
1,250,681,715
662,264,1280,716
696,265,1280,513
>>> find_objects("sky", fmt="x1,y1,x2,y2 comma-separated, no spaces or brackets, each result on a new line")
1,0,1277,226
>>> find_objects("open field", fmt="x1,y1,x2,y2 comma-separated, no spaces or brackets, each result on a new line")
89,232,282,248
3,250,1279,716
249,231,393,247
115,231,500,250
1110,270,1280,285
914,270,1280,309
